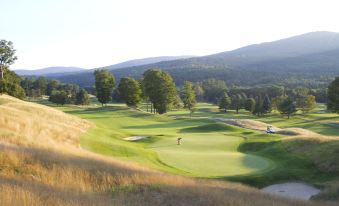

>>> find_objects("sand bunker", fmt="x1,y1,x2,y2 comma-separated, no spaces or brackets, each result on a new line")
261,182,321,200
124,136,148,141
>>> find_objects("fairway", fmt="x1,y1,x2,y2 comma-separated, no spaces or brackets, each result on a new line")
60,104,274,177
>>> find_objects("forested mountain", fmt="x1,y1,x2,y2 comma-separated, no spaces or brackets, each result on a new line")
105,55,196,70
14,67,85,76
33,31,339,88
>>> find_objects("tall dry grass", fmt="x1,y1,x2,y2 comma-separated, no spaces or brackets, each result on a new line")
0,94,335,205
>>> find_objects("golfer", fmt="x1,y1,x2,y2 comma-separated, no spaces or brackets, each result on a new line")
177,137,182,145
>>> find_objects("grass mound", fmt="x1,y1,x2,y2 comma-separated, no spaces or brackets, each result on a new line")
180,123,239,133
283,137,339,173
0,94,92,147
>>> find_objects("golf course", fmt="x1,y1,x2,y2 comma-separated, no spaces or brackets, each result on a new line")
47,100,338,194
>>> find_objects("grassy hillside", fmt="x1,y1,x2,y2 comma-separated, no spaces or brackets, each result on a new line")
1,94,329,206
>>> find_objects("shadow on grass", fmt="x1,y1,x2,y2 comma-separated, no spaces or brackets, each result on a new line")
179,123,240,133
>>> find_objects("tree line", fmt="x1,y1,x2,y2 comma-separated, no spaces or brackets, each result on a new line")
20,76,89,105
93,68,320,118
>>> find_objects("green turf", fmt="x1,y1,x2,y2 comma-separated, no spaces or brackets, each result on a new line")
36,99,339,188
63,105,273,177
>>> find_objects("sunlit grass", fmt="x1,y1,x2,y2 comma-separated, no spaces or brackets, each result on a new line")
1,94,324,205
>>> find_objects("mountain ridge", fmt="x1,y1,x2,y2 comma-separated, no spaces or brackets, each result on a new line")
16,31,339,88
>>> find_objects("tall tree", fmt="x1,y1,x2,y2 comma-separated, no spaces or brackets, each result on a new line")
181,81,196,116
33,76,48,96
142,69,177,114
327,77,339,113
0,40,17,79
262,95,272,114
201,78,227,104
193,83,204,101
75,89,90,105
118,77,142,107
230,94,242,113
46,80,60,96
20,78,34,97
244,98,256,113
252,96,264,116
277,97,297,119
219,93,231,112
49,90,68,105
94,70,115,106
296,95,316,113
272,95,288,111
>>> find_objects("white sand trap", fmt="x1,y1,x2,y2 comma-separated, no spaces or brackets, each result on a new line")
124,136,148,141
261,182,321,200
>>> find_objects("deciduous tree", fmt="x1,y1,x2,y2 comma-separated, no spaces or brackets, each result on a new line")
94,70,115,106
0,40,17,79
118,77,142,107
75,89,90,105
296,95,316,113
142,69,177,114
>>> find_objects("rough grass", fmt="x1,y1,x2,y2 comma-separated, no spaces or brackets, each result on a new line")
0,94,92,147
1,94,331,206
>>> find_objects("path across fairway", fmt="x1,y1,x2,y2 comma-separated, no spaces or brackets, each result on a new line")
149,133,274,177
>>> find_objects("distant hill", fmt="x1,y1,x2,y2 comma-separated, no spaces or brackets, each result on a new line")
15,56,195,78
105,55,196,70
14,66,85,76
37,31,339,88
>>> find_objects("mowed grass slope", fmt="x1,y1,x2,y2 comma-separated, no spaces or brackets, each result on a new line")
1,94,327,206
68,101,339,202
69,105,274,177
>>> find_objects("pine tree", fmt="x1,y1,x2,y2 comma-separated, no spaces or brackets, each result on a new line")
181,81,196,116
252,96,264,116
327,77,339,113
262,95,272,114
231,94,242,113
244,98,256,113
219,93,231,112
277,97,297,119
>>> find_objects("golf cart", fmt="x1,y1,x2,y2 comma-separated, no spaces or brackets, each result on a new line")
266,126,275,134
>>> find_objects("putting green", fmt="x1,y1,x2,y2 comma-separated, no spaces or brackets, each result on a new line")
149,133,273,177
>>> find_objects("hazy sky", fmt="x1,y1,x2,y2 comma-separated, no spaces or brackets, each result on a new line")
1,0,339,70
